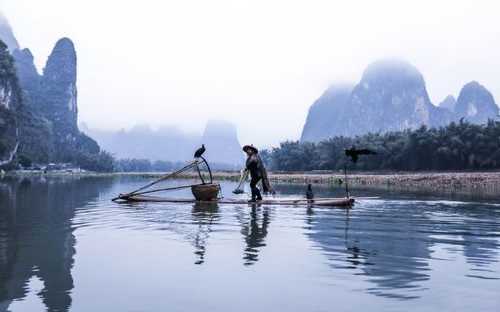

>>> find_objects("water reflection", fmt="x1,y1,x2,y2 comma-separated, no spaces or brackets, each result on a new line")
3,176,499,311
456,210,499,270
306,201,500,300
239,206,271,265
191,202,220,265
118,198,275,266
0,176,112,312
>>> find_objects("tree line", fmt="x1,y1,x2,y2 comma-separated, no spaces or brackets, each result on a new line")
114,158,240,172
9,120,500,173
260,120,500,171
114,159,187,172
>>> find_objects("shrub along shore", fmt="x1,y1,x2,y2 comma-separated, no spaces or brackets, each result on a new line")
8,170,500,199
269,171,500,199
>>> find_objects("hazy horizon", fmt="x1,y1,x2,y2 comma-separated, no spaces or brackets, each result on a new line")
2,0,500,147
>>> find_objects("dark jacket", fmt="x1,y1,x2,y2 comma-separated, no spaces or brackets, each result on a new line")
246,154,263,179
246,154,273,194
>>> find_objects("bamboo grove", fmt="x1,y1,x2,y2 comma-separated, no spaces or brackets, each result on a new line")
261,120,500,171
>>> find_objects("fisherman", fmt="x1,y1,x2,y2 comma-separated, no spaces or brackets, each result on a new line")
242,145,273,202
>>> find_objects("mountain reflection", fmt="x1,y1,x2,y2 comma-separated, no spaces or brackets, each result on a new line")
307,207,433,299
0,176,112,312
457,209,500,270
306,202,500,300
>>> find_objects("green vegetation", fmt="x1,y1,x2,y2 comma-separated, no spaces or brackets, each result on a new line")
262,120,500,171
0,38,116,172
0,40,21,163
16,105,53,164
0,40,16,77
74,150,115,172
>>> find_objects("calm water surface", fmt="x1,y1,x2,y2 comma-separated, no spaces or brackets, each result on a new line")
0,176,499,312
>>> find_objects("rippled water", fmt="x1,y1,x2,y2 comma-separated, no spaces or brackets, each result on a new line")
0,176,499,312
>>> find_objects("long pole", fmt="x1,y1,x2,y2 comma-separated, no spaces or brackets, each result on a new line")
126,183,205,197
344,164,350,199
200,156,213,184
195,161,205,184
113,160,199,200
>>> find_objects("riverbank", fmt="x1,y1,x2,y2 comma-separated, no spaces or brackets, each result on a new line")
6,170,500,199
269,171,500,199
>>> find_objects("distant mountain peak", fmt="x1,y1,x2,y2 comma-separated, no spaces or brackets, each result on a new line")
13,47,34,60
300,82,355,142
455,81,498,124
361,59,425,86
36,37,78,129
0,15,107,169
44,37,76,80
53,37,75,50
0,13,19,52
301,59,456,141
202,119,239,139
12,48,41,107
347,59,441,134
438,95,456,112
324,82,356,93
201,119,243,166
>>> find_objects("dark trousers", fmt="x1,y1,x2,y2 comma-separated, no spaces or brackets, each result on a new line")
250,176,262,200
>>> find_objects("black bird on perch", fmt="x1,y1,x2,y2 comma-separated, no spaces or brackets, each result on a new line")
306,184,314,200
345,146,377,163
194,144,206,158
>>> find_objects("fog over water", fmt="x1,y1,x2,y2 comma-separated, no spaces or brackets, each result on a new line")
2,0,500,146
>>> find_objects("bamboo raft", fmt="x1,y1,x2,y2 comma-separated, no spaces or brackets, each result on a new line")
111,152,366,208
115,195,355,207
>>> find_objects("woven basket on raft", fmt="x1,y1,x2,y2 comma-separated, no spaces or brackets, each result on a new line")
191,183,220,201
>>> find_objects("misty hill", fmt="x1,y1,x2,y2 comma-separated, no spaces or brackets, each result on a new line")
300,83,354,142
438,95,456,112
0,14,19,52
83,120,244,167
301,59,498,142
201,120,244,166
81,124,199,162
455,81,499,124
0,15,111,170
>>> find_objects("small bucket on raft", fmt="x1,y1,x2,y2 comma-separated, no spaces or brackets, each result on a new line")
191,183,220,201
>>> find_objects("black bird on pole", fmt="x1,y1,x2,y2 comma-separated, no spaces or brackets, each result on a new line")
194,144,206,158
345,146,377,163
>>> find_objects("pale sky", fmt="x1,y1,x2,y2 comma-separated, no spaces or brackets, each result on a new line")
2,0,500,147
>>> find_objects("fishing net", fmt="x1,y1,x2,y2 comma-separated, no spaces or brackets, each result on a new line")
112,158,214,201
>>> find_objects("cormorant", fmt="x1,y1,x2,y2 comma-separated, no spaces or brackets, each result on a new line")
194,144,206,158
306,184,314,200
345,146,377,163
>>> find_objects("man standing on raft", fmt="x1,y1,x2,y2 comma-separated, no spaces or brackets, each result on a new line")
243,145,274,202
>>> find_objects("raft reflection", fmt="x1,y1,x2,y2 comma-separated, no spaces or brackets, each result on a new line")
191,202,220,265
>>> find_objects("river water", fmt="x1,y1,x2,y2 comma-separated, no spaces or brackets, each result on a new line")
0,176,499,312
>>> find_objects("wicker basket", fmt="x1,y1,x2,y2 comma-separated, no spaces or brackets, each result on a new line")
191,183,220,201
